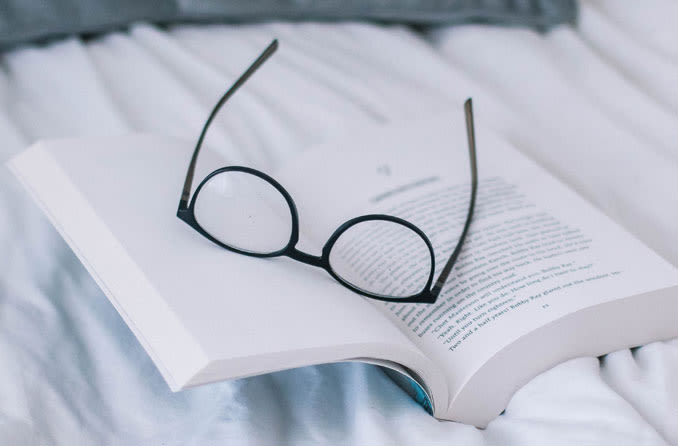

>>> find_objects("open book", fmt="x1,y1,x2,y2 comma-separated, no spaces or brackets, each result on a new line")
8,112,678,427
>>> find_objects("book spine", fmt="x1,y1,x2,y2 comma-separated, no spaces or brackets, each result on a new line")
381,367,433,415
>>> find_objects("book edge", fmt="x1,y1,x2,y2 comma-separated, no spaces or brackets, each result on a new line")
7,142,210,391
446,284,678,427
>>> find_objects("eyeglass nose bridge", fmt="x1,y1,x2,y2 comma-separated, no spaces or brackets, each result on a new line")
287,248,324,268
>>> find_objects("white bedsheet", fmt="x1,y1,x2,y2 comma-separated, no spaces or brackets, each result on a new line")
1,0,677,444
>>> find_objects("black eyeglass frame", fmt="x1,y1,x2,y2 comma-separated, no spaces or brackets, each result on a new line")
177,39,478,305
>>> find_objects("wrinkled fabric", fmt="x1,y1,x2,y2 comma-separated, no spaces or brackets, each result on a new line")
1,0,677,444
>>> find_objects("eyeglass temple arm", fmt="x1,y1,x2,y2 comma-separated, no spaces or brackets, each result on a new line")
178,39,279,210
430,98,478,298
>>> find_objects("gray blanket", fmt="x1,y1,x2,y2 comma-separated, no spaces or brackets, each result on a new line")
0,0,577,49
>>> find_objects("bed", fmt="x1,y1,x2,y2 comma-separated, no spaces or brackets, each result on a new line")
1,0,677,443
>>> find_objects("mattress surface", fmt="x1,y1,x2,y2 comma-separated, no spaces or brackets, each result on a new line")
1,0,677,444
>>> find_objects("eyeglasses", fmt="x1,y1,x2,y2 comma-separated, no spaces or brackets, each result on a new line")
177,39,478,304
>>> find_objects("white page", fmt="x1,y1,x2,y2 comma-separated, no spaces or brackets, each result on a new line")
9,135,440,393
276,111,678,401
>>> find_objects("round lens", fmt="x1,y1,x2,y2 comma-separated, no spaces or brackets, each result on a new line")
193,170,293,255
328,219,432,298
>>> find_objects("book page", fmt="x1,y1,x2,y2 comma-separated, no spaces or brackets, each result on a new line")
9,134,442,396
276,112,678,401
